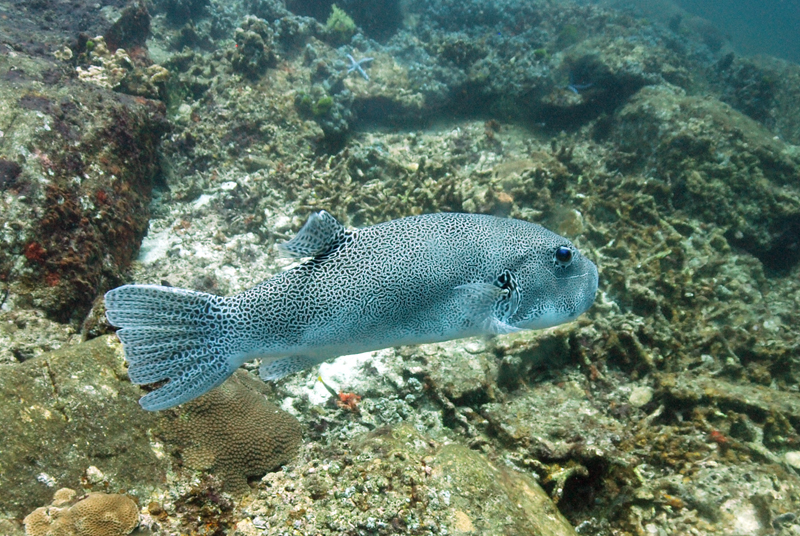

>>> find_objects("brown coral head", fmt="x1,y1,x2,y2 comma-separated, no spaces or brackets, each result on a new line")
23,489,139,536
165,370,302,494
69,493,139,536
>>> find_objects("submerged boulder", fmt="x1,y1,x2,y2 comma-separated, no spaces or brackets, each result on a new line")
0,336,163,519
611,85,800,271
0,51,167,323
244,424,578,536
0,335,302,521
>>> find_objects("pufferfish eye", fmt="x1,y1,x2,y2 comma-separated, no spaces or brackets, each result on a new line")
554,246,573,265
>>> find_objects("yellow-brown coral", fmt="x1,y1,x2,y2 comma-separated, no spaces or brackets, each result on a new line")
23,489,139,536
164,370,302,494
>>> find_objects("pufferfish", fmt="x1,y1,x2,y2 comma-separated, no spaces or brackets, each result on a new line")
105,211,598,410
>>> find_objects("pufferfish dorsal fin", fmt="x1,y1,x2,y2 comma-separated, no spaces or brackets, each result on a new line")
278,210,347,258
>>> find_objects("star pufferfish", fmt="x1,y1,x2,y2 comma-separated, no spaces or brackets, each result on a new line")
105,211,599,410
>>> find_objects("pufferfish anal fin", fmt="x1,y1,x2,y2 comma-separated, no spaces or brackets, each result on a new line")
453,282,522,335
277,210,347,258
259,356,317,381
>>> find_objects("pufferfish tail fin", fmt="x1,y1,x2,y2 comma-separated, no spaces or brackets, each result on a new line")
105,284,240,411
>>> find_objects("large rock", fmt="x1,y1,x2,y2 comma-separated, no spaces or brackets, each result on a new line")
611,85,800,271
430,441,577,536
239,424,578,536
0,49,166,322
0,336,163,520
0,0,149,57
0,335,303,523
0,51,167,323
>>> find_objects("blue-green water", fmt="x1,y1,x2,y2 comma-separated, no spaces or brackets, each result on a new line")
676,0,800,64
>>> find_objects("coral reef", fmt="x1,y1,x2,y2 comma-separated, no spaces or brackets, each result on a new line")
231,16,277,80
2,0,800,534
74,36,169,99
23,489,139,536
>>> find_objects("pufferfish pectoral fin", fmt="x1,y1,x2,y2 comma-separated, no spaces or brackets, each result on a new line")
454,282,523,335
452,283,515,334
277,210,347,258
487,318,522,335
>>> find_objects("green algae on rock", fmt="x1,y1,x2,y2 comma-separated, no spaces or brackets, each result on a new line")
0,336,163,520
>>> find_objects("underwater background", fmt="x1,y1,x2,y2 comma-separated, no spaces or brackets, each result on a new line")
0,0,799,534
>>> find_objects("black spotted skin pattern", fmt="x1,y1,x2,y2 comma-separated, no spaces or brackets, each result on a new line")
228,212,597,363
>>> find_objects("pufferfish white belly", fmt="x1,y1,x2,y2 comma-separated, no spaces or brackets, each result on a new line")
105,211,598,410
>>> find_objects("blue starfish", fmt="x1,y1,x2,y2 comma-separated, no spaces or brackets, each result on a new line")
347,54,374,81
567,81,593,94
566,72,593,94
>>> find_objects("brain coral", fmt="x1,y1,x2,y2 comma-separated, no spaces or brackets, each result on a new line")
163,370,302,494
23,489,139,536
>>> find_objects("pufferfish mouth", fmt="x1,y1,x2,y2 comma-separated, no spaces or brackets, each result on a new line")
569,262,599,318
523,260,599,326
584,262,599,306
